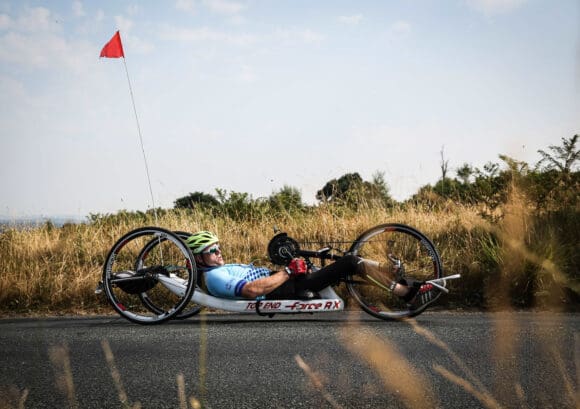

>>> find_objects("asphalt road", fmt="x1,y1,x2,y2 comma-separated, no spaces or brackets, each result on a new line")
0,311,578,409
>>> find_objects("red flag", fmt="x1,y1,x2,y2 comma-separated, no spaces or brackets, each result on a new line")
100,31,125,58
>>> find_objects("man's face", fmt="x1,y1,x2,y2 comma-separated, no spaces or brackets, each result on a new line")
199,244,224,266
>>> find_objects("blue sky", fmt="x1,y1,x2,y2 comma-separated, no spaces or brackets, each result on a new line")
0,0,578,218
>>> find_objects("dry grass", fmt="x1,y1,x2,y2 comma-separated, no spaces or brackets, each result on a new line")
0,199,577,315
0,192,576,409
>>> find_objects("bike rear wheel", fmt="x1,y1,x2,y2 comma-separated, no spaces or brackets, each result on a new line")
102,227,197,325
136,231,202,319
347,223,443,320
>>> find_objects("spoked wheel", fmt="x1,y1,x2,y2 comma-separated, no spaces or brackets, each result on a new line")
347,223,443,320
136,231,202,320
102,227,197,325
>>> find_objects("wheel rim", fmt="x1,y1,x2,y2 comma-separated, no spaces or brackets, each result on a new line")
136,231,202,319
102,227,197,324
347,224,442,319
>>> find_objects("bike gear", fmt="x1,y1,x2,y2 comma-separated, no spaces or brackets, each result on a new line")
267,233,300,265
186,231,219,254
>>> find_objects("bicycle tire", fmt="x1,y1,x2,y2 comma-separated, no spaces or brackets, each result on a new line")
347,223,443,320
102,227,197,325
136,231,202,319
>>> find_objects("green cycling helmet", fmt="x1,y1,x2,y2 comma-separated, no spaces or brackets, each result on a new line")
186,231,219,254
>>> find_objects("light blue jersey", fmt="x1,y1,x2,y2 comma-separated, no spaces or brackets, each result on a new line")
203,264,272,299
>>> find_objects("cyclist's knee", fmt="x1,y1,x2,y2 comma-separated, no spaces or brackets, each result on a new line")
341,254,361,269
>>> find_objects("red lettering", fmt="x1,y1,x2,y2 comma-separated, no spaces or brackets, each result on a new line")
286,301,318,311
248,300,342,312
246,301,283,311
261,302,281,310
286,301,297,311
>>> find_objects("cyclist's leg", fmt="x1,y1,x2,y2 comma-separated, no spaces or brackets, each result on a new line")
266,255,410,298
356,259,410,297
296,255,416,297
294,255,360,292
265,280,296,299
265,256,360,298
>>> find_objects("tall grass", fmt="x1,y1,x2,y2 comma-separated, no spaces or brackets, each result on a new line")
1,198,576,409
0,199,577,316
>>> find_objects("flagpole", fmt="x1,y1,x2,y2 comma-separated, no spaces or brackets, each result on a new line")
101,30,158,225
121,56,159,225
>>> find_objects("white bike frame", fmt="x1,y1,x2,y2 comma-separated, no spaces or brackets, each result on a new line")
157,274,345,315
156,273,461,316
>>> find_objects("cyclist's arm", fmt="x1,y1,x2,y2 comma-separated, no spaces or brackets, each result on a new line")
240,271,289,299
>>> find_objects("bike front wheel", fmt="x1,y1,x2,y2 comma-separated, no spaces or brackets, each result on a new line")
102,227,197,325
347,223,443,320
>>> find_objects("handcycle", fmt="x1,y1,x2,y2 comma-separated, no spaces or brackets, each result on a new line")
96,224,460,325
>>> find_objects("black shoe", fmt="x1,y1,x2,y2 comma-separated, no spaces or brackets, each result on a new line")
407,283,440,311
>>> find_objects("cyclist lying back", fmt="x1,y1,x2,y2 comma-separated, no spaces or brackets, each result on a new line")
186,231,438,310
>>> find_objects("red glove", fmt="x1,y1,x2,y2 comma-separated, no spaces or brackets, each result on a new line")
285,258,307,276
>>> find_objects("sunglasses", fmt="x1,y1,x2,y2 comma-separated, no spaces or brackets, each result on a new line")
202,245,221,255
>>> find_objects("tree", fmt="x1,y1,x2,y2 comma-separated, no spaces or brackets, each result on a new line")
499,154,529,177
214,188,270,220
316,172,394,208
435,146,455,197
456,163,474,185
408,137,579,214
536,134,579,175
369,171,394,206
316,172,364,202
440,146,449,180
269,185,304,212
174,192,219,209
481,162,500,178
535,135,579,208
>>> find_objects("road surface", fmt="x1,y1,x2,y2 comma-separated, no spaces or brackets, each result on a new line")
0,311,578,408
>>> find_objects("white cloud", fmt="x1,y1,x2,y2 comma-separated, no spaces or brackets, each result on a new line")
0,31,98,75
467,0,528,15
338,14,363,25
275,27,325,44
95,10,105,22
203,0,245,15
72,1,85,17
0,13,12,29
0,31,63,67
160,25,256,46
0,7,100,71
175,0,196,14
390,20,411,34
237,64,255,82
126,4,140,16
0,74,27,102
114,15,133,33
126,35,155,55
227,14,247,25
14,7,61,33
